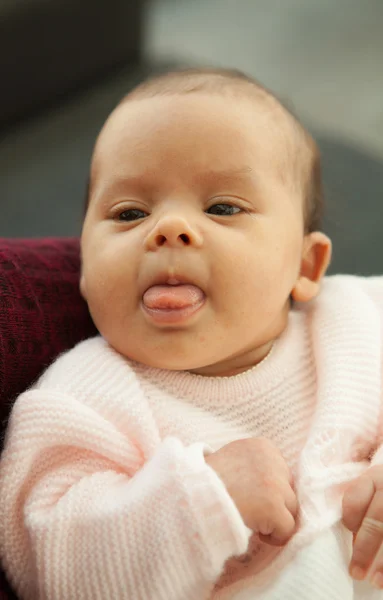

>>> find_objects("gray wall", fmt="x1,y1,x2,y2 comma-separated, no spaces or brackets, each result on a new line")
1,0,382,276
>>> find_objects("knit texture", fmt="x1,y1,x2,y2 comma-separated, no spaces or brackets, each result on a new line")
1,275,383,600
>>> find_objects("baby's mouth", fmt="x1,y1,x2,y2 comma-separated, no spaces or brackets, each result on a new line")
142,283,206,325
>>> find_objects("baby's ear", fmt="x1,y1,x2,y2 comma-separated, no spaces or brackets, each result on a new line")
79,273,87,300
291,232,332,303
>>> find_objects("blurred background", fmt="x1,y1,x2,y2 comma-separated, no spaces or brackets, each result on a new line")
0,0,382,275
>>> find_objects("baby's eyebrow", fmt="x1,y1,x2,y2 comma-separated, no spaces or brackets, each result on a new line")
202,166,253,179
95,176,154,202
195,166,254,186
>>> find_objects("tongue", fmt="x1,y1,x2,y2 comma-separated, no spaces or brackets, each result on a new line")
143,284,204,310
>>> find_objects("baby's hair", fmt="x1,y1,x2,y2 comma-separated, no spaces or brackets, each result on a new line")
85,67,324,233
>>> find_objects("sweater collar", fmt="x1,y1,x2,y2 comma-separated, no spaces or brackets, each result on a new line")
130,308,309,405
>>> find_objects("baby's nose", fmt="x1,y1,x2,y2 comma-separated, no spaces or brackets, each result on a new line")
144,215,203,250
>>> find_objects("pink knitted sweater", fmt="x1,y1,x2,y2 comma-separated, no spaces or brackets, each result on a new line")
1,275,383,600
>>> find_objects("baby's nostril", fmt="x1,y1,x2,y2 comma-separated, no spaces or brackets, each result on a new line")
179,234,190,244
155,234,166,246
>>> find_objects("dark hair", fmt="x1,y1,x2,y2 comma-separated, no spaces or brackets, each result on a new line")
84,67,324,233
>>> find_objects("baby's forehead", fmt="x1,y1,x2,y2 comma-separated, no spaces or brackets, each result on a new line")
91,89,307,197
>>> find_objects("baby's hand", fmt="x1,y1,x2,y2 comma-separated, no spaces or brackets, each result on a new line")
343,465,383,589
205,438,298,545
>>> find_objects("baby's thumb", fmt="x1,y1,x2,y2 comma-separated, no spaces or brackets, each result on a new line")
342,475,374,534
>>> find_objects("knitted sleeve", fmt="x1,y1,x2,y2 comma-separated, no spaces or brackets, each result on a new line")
0,386,250,600
354,276,383,465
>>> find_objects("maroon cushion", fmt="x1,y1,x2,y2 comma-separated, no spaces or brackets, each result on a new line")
0,237,97,437
0,237,97,599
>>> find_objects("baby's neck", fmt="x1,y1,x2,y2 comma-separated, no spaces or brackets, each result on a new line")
188,339,275,377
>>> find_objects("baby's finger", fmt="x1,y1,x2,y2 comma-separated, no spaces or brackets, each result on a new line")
259,505,296,546
350,488,383,580
368,542,383,589
342,474,375,534
284,484,299,519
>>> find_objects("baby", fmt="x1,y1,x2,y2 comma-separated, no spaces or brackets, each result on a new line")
1,68,383,600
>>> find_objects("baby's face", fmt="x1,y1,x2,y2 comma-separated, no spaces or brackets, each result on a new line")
81,93,308,375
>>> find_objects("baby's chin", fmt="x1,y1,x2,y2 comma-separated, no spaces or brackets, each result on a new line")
128,350,213,373
107,339,218,373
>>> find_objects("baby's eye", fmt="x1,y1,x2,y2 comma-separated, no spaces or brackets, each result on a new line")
118,209,148,222
206,203,242,216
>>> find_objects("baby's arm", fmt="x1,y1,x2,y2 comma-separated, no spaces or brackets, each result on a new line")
0,389,250,600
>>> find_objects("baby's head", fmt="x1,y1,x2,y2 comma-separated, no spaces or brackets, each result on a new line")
80,68,331,376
